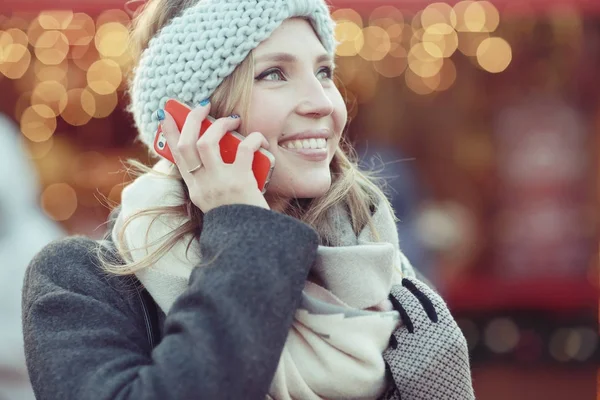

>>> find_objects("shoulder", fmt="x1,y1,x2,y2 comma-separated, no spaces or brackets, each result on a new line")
23,236,134,313
30,235,99,263
26,236,108,284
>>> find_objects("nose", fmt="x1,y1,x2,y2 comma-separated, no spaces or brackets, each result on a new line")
295,75,335,119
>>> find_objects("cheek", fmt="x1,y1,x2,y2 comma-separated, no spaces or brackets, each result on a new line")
240,93,285,142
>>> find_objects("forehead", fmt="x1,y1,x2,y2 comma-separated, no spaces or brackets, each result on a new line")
253,18,326,57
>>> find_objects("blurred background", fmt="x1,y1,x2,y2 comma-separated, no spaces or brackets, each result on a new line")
0,0,598,399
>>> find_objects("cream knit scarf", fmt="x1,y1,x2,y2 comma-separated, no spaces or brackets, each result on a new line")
113,160,416,400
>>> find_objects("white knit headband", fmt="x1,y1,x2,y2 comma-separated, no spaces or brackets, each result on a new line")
129,0,337,153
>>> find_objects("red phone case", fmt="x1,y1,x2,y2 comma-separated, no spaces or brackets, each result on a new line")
154,99,275,193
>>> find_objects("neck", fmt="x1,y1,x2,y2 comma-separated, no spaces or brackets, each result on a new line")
264,193,290,213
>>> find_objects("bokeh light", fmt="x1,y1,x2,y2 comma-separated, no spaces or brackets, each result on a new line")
108,47,134,71
421,2,457,28
435,58,458,91
422,24,458,58
455,1,479,32
405,67,437,95
38,10,74,30
408,43,444,78
31,80,68,117
34,30,69,65
0,41,27,64
373,51,408,78
4,16,29,31
34,59,68,82
88,89,119,118
411,10,425,31
484,318,520,354
20,105,57,142
358,26,391,61
389,40,408,58
421,71,442,91
60,88,96,126
71,43,100,71
0,29,30,79
384,22,405,43
457,31,490,56
6,28,29,47
0,43,31,79
95,22,129,58
96,9,130,28
453,0,500,33
335,21,364,57
14,91,32,121
463,1,487,32
479,1,500,32
331,8,363,28
477,37,512,73
26,18,45,47
41,183,78,221
370,5,404,27
86,59,122,94
370,6,404,33
0,30,12,49
25,136,55,160
63,13,95,46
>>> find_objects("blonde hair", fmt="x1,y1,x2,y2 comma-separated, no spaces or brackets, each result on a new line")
102,0,395,275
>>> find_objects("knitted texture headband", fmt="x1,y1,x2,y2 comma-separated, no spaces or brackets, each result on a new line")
130,0,337,152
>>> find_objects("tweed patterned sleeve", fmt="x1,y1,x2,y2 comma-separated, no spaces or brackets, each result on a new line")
381,278,475,400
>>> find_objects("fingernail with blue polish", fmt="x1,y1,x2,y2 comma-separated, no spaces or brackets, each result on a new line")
199,98,210,107
230,114,240,119
156,109,165,121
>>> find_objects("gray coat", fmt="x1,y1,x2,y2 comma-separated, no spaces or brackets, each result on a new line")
22,204,474,400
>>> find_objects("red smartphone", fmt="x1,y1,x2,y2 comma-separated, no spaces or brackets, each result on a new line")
154,99,275,193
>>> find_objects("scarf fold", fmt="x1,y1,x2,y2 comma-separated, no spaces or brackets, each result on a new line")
113,160,416,400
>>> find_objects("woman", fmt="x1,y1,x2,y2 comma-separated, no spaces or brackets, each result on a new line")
22,0,475,399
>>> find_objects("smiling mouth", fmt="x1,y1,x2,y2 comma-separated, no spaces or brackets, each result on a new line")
279,138,328,150
278,139,329,162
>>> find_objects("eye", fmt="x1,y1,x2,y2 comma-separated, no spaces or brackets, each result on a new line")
255,68,286,82
317,66,333,80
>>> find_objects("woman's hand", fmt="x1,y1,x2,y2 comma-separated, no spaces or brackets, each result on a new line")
159,101,270,213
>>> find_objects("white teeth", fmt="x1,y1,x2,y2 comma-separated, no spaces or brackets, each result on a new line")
281,138,328,150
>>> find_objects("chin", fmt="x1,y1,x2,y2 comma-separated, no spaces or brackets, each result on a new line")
268,172,332,200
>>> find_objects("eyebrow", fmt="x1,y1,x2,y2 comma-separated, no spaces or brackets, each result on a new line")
254,52,333,65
